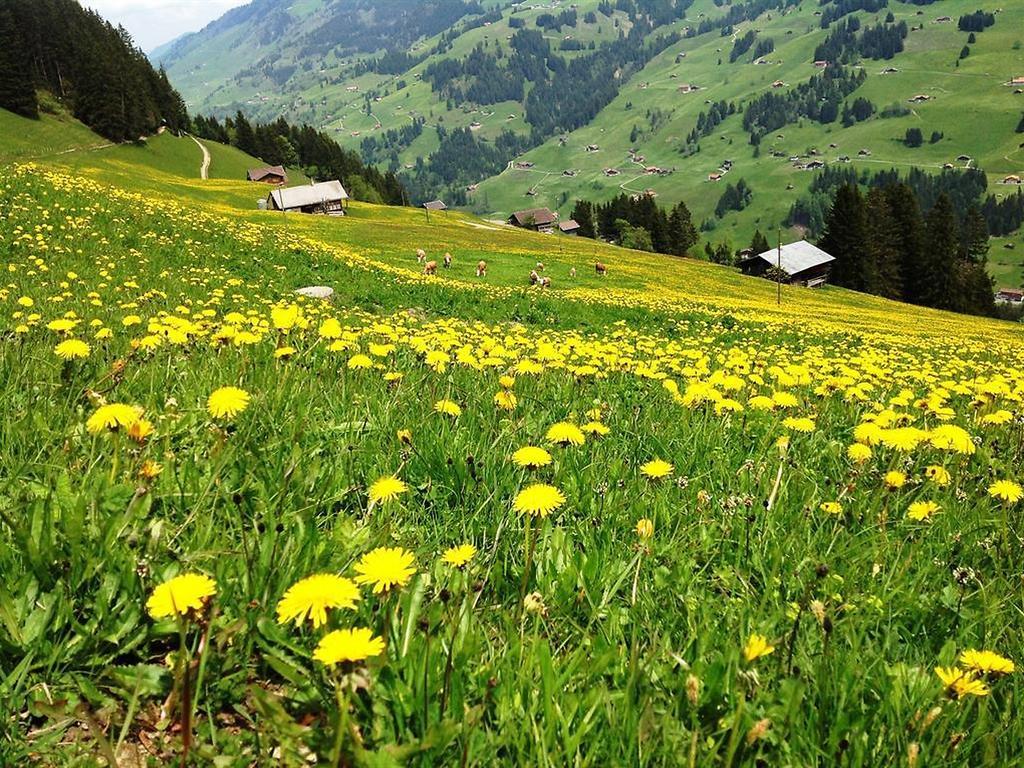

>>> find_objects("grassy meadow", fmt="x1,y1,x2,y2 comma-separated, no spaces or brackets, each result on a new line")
2,127,1024,767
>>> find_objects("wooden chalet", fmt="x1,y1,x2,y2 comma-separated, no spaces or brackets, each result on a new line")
247,165,288,184
558,219,581,235
508,207,558,233
267,180,349,215
739,241,835,287
422,200,448,211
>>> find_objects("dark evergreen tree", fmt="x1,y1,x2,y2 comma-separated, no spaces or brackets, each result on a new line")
571,200,597,238
863,187,903,299
884,183,927,305
749,229,770,255
819,184,869,291
233,111,259,157
0,7,38,118
920,194,960,310
667,202,698,256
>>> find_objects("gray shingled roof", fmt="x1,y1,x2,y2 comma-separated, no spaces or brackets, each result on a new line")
248,165,287,181
748,240,834,275
269,180,348,210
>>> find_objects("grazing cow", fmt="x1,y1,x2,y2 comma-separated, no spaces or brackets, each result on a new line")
416,248,426,264
443,252,452,269
424,260,438,275
569,267,576,278
476,260,488,277
595,262,607,277
536,262,545,272
539,276,551,288
529,270,540,285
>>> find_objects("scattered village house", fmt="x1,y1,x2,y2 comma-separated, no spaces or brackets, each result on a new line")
558,219,581,235
508,207,558,233
422,200,448,211
247,165,288,184
995,288,1024,305
739,240,836,288
267,180,349,215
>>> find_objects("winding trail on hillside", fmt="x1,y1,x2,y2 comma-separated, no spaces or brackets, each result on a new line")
189,135,211,180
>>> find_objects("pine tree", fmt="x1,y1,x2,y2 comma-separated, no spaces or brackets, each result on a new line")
0,7,38,118
863,187,903,299
571,200,597,238
920,194,959,310
233,111,259,156
883,183,926,304
749,229,770,254
667,202,698,256
819,184,868,291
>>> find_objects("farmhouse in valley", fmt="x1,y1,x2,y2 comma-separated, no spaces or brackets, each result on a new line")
267,180,348,215
247,165,288,184
558,219,581,235
422,200,448,211
508,207,558,233
995,288,1024,305
739,240,835,287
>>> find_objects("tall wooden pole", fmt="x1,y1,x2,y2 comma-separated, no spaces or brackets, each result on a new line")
777,228,782,307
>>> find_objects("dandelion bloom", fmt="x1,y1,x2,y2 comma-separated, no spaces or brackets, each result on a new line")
271,304,300,331
582,421,610,437
54,339,90,360
928,425,976,455
146,573,216,619
274,346,295,359
847,443,872,463
368,476,408,505
434,399,462,417
348,354,373,370
907,501,940,522
397,429,413,445
545,422,585,447
635,518,654,539
276,574,360,628
883,471,906,490
640,459,674,480
126,418,154,443
988,480,1023,504
138,460,163,480
207,386,250,420
512,446,552,469
494,390,517,411
959,649,1015,677
924,465,951,487
442,543,477,568
313,627,385,666
743,633,775,663
935,666,990,700
86,403,142,435
354,547,416,593
819,501,842,515
782,416,815,433
318,317,342,339
513,483,566,518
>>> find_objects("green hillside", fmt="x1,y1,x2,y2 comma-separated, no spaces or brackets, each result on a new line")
158,0,1024,285
4,106,1024,766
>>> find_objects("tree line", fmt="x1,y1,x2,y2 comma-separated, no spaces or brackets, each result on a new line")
568,194,699,257
820,183,995,317
0,0,187,141
191,112,405,205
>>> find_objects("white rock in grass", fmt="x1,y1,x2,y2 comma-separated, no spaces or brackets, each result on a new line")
295,286,334,300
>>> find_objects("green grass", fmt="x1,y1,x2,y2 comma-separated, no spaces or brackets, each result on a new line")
2,114,1024,766
0,108,112,163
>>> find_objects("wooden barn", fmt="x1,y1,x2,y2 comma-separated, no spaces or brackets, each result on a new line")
739,241,835,287
247,165,288,184
267,180,349,215
508,207,558,233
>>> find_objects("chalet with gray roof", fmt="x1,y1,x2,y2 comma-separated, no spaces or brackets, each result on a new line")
739,240,835,287
247,165,288,184
267,180,348,215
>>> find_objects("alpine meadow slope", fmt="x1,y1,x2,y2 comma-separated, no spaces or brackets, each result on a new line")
2,107,1024,765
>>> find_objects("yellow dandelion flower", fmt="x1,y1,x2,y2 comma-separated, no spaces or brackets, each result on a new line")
86,403,142,435
959,649,1015,678
546,422,585,446
207,386,250,420
146,573,216,619
924,465,951,486
884,470,907,490
928,425,975,455
276,574,360,628
434,399,462,417
582,421,610,437
354,547,416,593
512,446,552,468
138,460,163,480
782,416,815,433
126,418,154,443
55,339,90,360
513,483,566,518
847,443,872,463
935,666,990,700
635,518,654,539
494,390,518,410
989,480,1023,504
744,633,775,663
441,543,477,568
907,501,940,521
819,501,842,515
368,476,408,505
313,627,385,666
640,458,674,479
274,346,295,359
348,354,373,370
